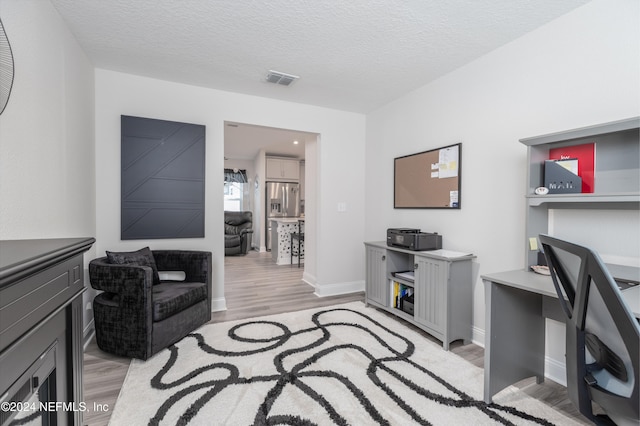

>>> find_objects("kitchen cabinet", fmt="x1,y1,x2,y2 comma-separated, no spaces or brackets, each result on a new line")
266,157,300,181
364,241,475,350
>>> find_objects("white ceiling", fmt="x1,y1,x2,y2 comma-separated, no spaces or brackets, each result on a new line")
49,0,590,159
225,122,313,161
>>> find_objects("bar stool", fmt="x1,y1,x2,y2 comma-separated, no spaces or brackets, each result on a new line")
290,219,305,267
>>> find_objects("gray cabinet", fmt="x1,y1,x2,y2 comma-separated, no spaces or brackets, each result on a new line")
266,157,300,181
521,117,639,268
365,245,388,305
413,256,447,334
364,241,474,350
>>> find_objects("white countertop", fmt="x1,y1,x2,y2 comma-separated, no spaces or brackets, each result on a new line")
270,218,303,223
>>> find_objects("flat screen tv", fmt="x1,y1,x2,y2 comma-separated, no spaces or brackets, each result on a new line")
394,143,461,209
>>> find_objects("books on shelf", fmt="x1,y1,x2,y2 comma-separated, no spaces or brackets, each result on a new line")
392,280,414,309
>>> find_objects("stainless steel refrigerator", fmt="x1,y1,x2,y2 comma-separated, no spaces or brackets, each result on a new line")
266,181,300,250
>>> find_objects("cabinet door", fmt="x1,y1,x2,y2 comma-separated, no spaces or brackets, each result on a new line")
266,158,283,179
414,257,448,333
365,246,388,306
281,159,300,180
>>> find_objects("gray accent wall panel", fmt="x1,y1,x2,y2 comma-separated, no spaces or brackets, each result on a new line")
121,115,206,240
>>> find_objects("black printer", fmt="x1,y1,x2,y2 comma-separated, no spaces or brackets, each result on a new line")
387,228,442,251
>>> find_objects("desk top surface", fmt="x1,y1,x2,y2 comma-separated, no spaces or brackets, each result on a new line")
482,267,640,319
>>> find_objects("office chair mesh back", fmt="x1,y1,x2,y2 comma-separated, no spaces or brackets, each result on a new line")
539,235,639,426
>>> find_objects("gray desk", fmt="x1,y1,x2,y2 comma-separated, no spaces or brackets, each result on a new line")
482,267,640,403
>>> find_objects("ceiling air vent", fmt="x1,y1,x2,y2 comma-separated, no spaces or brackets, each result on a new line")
266,70,299,86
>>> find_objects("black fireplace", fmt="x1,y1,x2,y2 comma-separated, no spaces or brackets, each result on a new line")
0,238,95,426
2,343,57,426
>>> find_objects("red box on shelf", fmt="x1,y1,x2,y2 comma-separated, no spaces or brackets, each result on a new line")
548,142,595,193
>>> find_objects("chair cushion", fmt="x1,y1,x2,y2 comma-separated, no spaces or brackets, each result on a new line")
152,282,207,322
106,247,161,285
224,211,253,235
225,234,241,248
224,211,252,227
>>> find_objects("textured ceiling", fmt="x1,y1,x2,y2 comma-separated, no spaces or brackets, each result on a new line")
48,0,590,160
50,0,590,114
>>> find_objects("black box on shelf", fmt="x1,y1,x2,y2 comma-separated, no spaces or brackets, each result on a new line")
544,160,582,194
401,294,414,315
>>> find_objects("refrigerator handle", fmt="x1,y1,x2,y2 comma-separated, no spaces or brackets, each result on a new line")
283,186,287,210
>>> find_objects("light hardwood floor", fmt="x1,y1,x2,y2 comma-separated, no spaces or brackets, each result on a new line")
83,251,591,425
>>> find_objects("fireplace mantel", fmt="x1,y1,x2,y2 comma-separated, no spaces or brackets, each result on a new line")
0,237,95,426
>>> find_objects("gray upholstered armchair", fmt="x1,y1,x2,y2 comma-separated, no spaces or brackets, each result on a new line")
89,248,212,360
224,211,253,255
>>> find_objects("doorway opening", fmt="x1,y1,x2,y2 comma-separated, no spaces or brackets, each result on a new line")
223,121,318,271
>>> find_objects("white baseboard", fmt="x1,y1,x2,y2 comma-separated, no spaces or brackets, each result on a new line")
314,280,365,297
302,271,316,288
211,297,227,312
471,325,485,348
544,356,567,386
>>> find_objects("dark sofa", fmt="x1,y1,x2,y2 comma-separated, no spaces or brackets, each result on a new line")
89,249,212,360
224,211,253,255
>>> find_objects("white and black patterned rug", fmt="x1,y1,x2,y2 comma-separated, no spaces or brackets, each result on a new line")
109,302,580,425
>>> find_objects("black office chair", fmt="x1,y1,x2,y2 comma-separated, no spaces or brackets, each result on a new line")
539,235,639,426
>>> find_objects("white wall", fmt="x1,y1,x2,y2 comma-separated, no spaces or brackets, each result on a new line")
94,70,367,310
0,0,95,239
0,0,96,337
365,0,640,381
254,149,267,251
303,138,319,288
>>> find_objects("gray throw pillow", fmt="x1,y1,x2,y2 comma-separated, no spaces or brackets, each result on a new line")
106,247,160,285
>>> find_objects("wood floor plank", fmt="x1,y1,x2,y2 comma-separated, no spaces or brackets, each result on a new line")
83,250,590,425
